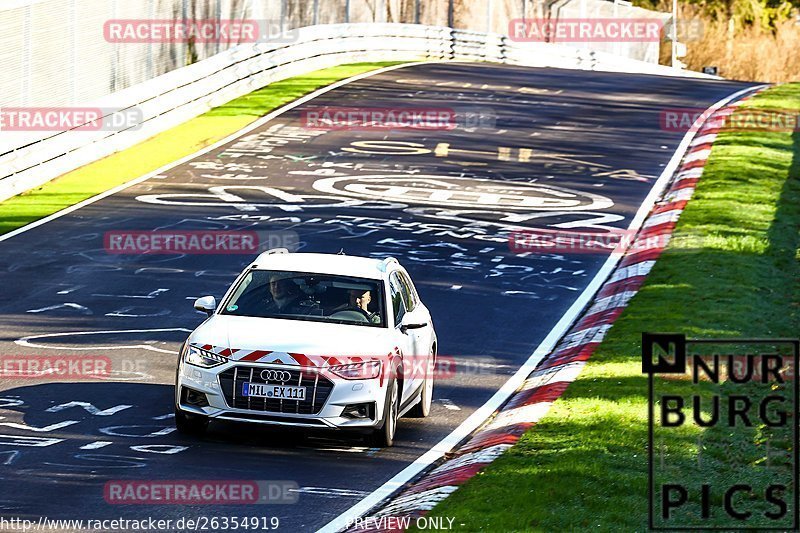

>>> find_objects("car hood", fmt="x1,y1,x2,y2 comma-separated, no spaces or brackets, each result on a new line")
189,314,395,366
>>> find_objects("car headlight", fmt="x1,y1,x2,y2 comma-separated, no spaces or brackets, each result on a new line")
329,360,382,380
184,345,227,368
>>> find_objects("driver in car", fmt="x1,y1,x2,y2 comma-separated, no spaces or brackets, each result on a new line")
264,274,319,315
333,289,381,324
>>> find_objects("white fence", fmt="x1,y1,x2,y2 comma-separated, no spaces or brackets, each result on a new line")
0,22,708,202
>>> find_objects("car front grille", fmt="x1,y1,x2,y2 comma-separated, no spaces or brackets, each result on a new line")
218,365,334,415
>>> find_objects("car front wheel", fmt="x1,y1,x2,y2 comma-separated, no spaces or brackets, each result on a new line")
370,377,398,447
174,407,209,436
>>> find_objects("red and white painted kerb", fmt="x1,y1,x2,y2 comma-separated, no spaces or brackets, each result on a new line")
344,93,764,532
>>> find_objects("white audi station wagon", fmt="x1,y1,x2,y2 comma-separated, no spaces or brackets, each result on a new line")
174,249,437,447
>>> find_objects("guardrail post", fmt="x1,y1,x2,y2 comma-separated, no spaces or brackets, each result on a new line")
415,0,420,24
313,0,319,25
345,0,350,23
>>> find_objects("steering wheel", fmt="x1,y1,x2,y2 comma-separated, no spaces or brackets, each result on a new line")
329,307,371,323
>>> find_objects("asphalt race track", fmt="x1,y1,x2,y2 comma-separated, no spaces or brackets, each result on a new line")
0,63,752,530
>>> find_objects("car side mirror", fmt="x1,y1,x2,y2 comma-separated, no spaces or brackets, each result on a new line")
400,315,427,333
194,296,217,316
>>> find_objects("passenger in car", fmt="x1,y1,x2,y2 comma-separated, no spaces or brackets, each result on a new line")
333,289,381,324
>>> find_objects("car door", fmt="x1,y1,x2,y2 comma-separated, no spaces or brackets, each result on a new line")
398,269,434,367
389,272,417,401
395,270,429,397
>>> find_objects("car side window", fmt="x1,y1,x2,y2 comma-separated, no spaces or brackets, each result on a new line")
397,271,417,311
389,273,406,327
224,272,255,308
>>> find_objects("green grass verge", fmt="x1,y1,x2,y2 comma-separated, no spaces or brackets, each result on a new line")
417,83,800,531
0,61,402,236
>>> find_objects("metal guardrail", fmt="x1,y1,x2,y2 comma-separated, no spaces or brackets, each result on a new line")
0,22,713,202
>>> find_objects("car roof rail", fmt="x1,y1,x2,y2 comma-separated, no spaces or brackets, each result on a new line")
251,247,289,268
379,256,399,272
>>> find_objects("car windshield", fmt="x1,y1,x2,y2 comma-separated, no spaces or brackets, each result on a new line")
220,269,386,327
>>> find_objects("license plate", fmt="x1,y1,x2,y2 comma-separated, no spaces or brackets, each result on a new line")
242,382,306,400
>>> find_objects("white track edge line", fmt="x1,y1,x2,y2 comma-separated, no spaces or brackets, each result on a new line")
316,82,767,533
0,60,436,244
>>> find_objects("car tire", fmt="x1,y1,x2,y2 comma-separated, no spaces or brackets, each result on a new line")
174,407,209,436
370,376,399,447
408,347,434,418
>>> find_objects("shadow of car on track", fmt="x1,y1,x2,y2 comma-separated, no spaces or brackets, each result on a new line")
0,381,400,455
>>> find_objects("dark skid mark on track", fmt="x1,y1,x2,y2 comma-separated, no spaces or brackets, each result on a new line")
0,62,752,529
